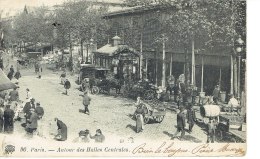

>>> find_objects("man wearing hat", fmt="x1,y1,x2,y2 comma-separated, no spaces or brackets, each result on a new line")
23,98,35,124
35,102,44,119
172,107,186,140
212,85,220,104
25,108,38,134
82,91,91,115
3,105,15,133
186,103,197,133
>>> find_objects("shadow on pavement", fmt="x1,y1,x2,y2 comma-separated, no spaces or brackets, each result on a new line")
181,135,203,143
126,124,136,133
163,131,173,138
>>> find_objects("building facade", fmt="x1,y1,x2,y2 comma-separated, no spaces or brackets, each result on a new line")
102,3,246,96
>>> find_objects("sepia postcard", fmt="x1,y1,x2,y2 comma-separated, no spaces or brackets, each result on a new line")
0,0,246,157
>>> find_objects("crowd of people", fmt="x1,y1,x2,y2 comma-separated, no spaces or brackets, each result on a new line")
0,86,105,143
133,81,243,143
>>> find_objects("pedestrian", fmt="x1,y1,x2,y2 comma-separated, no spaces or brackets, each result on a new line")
37,62,42,79
186,103,197,133
89,77,95,94
173,83,180,102
9,87,19,102
172,106,186,140
26,88,32,100
35,102,44,119
81,78,89,92
134,103,145,133
0,56,3,70
73,130,90,143
25,108,38,134
60,71,66,85
7,66,14,80
64,79,71,95
212,85,220,104
83,91,91,114
3,105,15,133
7,71,13,81
23,98,35,124
34,62,39,74
14,70,21,84
90,129,105,143
0,104,4,132
3,92,10,106
207,117,217,143
54,118,67,141
10,65,14,74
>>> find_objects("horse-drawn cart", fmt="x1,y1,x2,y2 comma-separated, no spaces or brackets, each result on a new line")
200,104,246,142
123,80,158,100
138,99,166,124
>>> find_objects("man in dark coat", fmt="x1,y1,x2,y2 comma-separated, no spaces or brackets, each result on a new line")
14,70,22,84
212,85,220,104
9,87,19,102
64,79,71,95
7,66,15,80
54,118,67,141
172,107,186,140
83,91,91,114
23,98,35,123
186,104,197,133
35,102,44,119
7,71,13,80
3,105,15,133
10,65,14,74
25,108,38,134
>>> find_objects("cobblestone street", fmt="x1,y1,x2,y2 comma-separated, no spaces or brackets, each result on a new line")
1,55,209,144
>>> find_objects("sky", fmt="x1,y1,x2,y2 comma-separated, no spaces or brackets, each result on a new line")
0,0,123,18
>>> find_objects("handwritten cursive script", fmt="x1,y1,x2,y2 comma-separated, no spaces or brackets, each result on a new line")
132,142,188,156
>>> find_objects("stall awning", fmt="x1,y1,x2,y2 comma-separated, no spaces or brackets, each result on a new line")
94,44,140,57
0,69,17,91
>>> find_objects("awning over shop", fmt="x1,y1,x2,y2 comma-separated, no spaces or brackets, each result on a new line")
0,69,17,91
94,44,140,57
142,51,231,67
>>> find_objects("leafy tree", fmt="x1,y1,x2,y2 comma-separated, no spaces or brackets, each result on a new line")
123,0,246,90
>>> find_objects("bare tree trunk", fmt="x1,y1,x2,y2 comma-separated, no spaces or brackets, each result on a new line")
80,39,84,60
233,56,238,96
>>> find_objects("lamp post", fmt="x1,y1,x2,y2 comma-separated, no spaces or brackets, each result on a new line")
236,35,244,99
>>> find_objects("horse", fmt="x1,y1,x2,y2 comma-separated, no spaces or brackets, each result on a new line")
97,78,123,95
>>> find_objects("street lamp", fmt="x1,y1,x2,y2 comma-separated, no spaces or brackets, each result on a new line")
236,35,244,99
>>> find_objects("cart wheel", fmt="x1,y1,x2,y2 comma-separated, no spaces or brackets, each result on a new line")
144,116,150,124
92,86,99,95
154,115,165,123
144,90,155,100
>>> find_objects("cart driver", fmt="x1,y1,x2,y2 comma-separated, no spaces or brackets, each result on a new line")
134,103,146,133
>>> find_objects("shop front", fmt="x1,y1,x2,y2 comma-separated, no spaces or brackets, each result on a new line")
93,36,140,83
